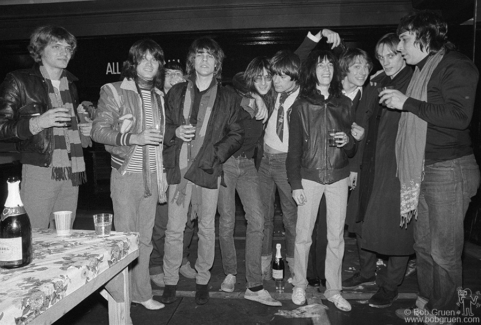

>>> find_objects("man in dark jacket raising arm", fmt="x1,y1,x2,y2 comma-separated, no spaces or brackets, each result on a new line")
160,37,244,306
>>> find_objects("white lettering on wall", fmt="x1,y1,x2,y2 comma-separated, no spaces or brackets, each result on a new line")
106,62,121,75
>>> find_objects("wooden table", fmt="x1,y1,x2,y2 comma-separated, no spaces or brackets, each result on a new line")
0,229,139,325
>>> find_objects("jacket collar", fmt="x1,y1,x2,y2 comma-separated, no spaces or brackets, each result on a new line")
29,62,78,82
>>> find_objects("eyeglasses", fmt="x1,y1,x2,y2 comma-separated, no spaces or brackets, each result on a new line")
254,75,273,83
165,71,183,78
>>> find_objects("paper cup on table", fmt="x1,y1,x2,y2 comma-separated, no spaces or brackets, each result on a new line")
54,211,72,236
93,213,113,237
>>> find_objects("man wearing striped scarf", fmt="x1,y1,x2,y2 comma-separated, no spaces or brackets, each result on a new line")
0,25,92,229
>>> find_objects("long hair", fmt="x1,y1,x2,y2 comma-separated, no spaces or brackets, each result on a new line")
28,25,77,62
244,56,271,93
121,38,165,89
185,37,225,79
397,10,455,53
300,50,342,98
338,48,373,79
270,50,301,82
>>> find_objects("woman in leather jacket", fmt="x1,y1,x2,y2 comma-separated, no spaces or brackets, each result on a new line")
287,50,356,311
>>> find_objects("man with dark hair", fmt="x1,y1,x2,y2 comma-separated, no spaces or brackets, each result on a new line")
379,11,479,322
160,37,244,305
92,38,167,311
0,25,92,228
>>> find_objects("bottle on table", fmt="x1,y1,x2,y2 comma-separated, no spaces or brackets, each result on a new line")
0,177,32,268
272,243,285,293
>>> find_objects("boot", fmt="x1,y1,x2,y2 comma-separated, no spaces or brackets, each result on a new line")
261,255,272,280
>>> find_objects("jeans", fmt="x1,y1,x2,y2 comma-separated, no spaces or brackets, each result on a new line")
292,178,349,299
307,196,327,281
21,164,79,229
258,152,298,259
149,197,196,276
415,155,479,312
163,179,220,285
110,169,158,302
218,156,264,288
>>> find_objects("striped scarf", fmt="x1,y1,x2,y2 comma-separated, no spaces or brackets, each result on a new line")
39,64,86,186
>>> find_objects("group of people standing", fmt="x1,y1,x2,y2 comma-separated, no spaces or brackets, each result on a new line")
0,9,479,325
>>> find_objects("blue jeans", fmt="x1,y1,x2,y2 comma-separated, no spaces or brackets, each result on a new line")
258,152,298,259
149,196,196,275
218,156,264,288
415,154,479,312
163,180,220,285
110,169,158,302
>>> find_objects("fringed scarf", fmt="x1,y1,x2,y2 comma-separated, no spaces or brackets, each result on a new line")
39,64,86,186
395,49,445,227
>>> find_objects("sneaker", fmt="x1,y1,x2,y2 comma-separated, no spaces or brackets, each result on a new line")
307,277,321,287
327,294,352,312
261,256,272,281
180,262,197,279
368,287,399,308
220,274,236,292
342,272,376,289
244,289,282,306
132,298,165,310
150,273,165,287
291,287,306,305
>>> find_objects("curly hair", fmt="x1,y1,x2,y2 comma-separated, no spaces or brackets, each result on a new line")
397,10,455,53
28,25,77,62
185,37,225,79
121,38,165,89
300,50,342,99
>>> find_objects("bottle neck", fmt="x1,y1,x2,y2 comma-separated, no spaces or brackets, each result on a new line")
2,180,26,221
275,246,282,259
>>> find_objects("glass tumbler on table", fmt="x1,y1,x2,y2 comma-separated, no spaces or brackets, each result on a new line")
93,213,112,237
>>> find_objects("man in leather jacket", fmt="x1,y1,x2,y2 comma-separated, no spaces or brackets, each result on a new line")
0,25,91,229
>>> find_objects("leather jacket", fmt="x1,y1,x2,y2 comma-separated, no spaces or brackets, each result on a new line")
0,64,79,167
287,92,357,190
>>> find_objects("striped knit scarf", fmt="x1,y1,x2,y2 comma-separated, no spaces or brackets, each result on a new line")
39,65,86,186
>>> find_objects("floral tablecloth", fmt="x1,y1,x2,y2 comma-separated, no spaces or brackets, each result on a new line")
0,229,139,325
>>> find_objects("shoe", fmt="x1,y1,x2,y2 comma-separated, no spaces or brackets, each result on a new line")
291,287,306,305
368,287,399,308
307,277,320,287
220,274,236,293
160,285,177,304
132,298,165,310
195,284,210,305
244,289,282,307
327,294,352,312
342,272,376,289
261,255,272,280
180,262,197,279
150,273,165,287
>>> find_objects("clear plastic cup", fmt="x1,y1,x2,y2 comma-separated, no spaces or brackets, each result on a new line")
93,213,113,237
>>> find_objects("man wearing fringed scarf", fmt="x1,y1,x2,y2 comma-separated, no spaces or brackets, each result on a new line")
379,11,479,324
92,39,167,312
0,25,92,229
160,37,244,306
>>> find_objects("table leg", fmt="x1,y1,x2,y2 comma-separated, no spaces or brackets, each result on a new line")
101,266,131,325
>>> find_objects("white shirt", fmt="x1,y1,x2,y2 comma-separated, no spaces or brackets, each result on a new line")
264,87,300,153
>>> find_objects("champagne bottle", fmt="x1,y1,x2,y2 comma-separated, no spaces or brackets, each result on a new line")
0,177,32,268
272,243,284,293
